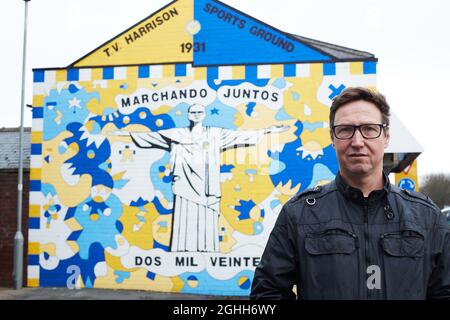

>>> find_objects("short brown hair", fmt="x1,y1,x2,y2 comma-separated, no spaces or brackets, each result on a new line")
329,87,391,127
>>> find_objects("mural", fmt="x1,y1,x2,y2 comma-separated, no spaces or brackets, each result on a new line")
28,0,377,295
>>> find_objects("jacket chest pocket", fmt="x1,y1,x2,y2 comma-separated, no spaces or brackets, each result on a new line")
380,228,426,298
303,228,360,298
305,229,359,255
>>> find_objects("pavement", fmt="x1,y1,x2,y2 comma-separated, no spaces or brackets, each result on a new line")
0,287,249,300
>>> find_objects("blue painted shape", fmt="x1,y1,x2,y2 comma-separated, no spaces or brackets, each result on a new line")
153,239,170,252
253,221,263,235
33,70,45,83
306,163,336,189
220,164,234,173
235,200,256,221
39,243,105,287
115,220,124,233
272,78,286,89
159,221,168,227
246,102,256,116
291,91,300,101
103,67,114,80
138,65,150,78
245,169,257,175
303,121,324,132
31,144,42,155
270,199,281,209
194,0,331,65
130,197,149,207
64,207,77,220
363,61,377,74
328,84,346,100
29,254,39,265
67,69,79,81
30,180,41,192
29,218,40,229
275,107,294,121
147,271,156,280
284,64,296,77
151,197,172,215
44,155,50,163
323,63,336,75
68,84,79,94
44,252,50,260
114,271,130,284
175,64,187,77
32,107,43,118
41,183,57,197
67,230,83,241
210,107,219,115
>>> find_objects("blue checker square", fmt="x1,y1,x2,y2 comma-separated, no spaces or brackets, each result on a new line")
30,180,42,192
138,65,150,78
103,67,114,80
175,64,187,77
363,61,377,74
28,254,39,265
33,70,45,83
323,63,336,76
284,64,296,77
245,65,257,80
31,144,42,155
29,218,40,230
32,107,43,119
207,66,218,80
67,69,79,81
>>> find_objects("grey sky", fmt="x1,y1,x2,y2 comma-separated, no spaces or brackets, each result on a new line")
1,0,449,181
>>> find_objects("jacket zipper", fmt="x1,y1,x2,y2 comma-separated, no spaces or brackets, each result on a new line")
364,198,370,299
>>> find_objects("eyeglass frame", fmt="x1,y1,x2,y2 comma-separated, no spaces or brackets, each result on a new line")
331,123,389,140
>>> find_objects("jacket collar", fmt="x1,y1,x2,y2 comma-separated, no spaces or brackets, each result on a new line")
335,171,391,205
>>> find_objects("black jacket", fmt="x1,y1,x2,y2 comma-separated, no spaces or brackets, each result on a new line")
250,173,450,300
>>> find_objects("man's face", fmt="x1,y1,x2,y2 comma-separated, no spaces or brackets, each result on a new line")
188,104,206,123
332,100,390,179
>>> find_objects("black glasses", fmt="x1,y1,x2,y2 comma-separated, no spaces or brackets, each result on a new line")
331,124,388,140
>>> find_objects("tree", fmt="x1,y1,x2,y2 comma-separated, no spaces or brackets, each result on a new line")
420,173,450,209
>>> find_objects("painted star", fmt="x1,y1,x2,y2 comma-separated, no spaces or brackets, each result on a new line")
68,97,81,109
211,108,219,115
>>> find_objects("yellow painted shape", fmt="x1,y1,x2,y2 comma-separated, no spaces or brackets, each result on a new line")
66,241,79,253
74,0,194,67
232,66,246,79
65,217,83,231
171,276,185,292
27,278,39,287
28,242,40,255
153,215,172,247
40,243,56,256
91,68,103,81
126,66,139,79
271,64,284,78
194,67,207,80
56,70,67,82
31,131,43,144
29,205,41,218
41,131,92,207
218,214,237,254
300,128,332,149
30,168,41,180
33,96,44,107
350,62,363,75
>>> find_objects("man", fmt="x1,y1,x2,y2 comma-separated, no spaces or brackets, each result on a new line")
117,104,288,252
250,87,450,299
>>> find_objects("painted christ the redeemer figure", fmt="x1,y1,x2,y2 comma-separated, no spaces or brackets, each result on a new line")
113,104,289,252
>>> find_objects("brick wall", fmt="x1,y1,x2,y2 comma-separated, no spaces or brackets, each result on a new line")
0,170,29,287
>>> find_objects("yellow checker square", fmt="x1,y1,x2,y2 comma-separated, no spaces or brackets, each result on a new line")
232,66,245,79
29,205,41,218
194,67,207,80
28,242,40,255
31,131,43,144
27,278,39,287
30,168,42,181
56,70,67,82
33,95,44,107
126,66,139,79
163,65,175,78
91,68,103,81
350,62,363,75
271,64,284,78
